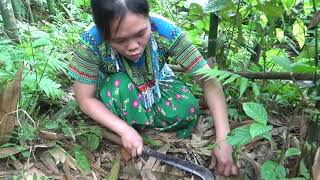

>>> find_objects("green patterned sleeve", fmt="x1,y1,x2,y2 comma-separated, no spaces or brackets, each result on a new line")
68,41,100,84
167,33,208,74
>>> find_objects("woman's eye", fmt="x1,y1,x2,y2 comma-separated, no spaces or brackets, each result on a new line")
115,39,125,44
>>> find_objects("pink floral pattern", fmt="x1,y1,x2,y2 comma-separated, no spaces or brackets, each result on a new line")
132,100,139,108
114,80,120,87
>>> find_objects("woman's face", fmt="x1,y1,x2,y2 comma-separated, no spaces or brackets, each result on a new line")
109,11,151,61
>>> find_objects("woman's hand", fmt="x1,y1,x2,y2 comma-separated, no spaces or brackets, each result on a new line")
210,141,239,176
120,126,143,157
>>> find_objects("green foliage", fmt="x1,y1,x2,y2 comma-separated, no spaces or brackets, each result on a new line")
227,102,272,149
284,147,301,158
73,146,91,172
261,160,286,180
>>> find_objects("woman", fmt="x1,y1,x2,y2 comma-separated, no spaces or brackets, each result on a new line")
69,0,238,176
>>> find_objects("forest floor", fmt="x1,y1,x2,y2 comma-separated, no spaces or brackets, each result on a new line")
0,97,306,180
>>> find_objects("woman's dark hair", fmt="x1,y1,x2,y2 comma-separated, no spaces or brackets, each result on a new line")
91,0,150,40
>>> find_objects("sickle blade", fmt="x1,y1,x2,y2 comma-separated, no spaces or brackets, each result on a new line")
143,146,215,180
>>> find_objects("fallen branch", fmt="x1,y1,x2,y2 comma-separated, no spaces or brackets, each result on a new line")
168,64,318,80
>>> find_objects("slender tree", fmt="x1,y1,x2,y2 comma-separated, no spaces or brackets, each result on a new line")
0,0,20,42
11,0,22,21
25,0,33,23
47,0,56,17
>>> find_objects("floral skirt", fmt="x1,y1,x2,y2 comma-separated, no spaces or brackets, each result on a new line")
99,72,200,138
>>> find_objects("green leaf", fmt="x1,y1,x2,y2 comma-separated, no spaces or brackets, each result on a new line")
293,19,306,49
243,102,268,125
249,123,273,138
206,143,219,150
261,160,286,180
299,160,310,179
223,74,240,86
272,56,292,71
87,134,100,151
275,28,285,42
204,0,234,13
257,2,282,17
251,82,260,98
239,77,249,98
74,147,91,172
282,0,295,13
285,148,301,158
290,63,317,73
142,134,163,147
227,126,252,149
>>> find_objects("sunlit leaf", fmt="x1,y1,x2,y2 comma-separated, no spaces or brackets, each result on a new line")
282,0,295,13
276,28,284,42
293,19,306,49
243,102,268,125
285,148,301,158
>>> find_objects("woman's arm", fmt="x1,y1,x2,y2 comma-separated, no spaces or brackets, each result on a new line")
73,81,143,157
195,64,238,176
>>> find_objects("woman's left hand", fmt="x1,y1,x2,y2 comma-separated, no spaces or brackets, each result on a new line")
209,141,239,176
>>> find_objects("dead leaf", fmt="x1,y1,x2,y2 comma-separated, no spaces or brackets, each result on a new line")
141,169,157,180
308,11,320,29
25,167,46,179
121,147,132,162
48,146,67,165
39,151,60,174
0,67,23,145
144,144,170,171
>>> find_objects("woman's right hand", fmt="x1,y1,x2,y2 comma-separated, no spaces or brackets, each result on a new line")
120,126,143,157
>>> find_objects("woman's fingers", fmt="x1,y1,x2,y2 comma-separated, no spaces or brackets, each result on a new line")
231,165,238,176
137,144,143,156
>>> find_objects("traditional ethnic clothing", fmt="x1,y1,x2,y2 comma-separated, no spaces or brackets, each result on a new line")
68,14,208,138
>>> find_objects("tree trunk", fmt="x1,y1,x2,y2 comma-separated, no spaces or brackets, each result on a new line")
47,0,56,17
25,0,33,23
0,0,20,42
207,13,219,68
10,0,22,21
301,1,320,179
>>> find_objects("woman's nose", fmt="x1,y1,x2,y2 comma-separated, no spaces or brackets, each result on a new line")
127,39,139,51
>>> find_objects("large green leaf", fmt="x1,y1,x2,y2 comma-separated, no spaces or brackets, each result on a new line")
256,2,282,17
272,56,292,71
290,62,317,73
282,0,295,13
293,19,306,49
261,161,286,180
227,126,252,149
249,123,273,138
239,77,249,98
243,102,268,125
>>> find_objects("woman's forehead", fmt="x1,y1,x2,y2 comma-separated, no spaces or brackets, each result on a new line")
111,12,150,39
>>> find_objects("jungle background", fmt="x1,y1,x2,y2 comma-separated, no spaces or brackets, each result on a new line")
0,0,319,179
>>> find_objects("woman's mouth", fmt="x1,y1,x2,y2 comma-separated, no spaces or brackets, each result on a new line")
129,53,141,60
